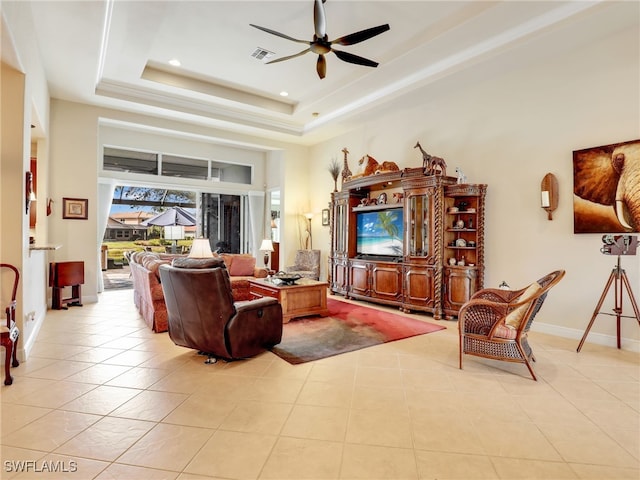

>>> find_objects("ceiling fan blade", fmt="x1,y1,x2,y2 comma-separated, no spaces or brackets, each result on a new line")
316,55,327,79
314,0,327,39
266,48,312,64
332,49,379,68
331,24,390,46
250,24,309,44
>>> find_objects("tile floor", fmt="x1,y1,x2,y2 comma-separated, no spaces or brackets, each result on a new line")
1,289,638,479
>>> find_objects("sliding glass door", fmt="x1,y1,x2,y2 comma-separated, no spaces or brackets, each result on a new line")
201,193,247,253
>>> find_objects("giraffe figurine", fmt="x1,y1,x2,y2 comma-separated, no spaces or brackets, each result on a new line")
414,141,447,176
414,141,432,174
341,147,352,184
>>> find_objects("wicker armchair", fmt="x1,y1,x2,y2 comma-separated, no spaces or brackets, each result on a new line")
458,270,565,380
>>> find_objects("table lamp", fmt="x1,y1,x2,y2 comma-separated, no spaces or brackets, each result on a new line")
259,239,274,268
189,238,214,258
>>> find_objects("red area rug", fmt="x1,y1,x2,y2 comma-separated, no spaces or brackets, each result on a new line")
271,298,446,364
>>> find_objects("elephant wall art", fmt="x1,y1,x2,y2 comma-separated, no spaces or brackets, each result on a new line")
573,139,640,234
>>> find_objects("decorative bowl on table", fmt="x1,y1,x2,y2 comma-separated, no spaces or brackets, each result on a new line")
271,272,302,285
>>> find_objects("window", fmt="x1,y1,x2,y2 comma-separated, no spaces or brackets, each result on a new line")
103,147,252,184
161,155,208,180
104,148,158,175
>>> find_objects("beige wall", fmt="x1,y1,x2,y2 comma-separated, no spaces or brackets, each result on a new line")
308,23,640,347
2,0,53,362
0,62,50,360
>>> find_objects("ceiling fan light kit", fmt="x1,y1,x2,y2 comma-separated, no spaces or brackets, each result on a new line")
251,0,390,79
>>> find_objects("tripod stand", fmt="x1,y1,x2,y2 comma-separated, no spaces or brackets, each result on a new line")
577,255,640,352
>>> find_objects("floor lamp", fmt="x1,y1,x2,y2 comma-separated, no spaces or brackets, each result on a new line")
304,212,313,249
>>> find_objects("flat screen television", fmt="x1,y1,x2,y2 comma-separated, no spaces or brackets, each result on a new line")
356,208,404,257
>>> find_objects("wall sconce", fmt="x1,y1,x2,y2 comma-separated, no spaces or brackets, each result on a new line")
25,171,36,214
541,172,558,220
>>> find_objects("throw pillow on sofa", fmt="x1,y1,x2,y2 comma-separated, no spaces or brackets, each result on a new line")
229,255,256,276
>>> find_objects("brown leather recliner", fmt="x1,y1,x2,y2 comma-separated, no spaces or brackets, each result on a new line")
159,258,282,361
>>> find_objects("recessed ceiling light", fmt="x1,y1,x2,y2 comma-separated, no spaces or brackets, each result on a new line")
168,58,181,67
279,91,289,97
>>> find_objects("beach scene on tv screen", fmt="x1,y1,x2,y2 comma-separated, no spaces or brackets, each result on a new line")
357,209,404,256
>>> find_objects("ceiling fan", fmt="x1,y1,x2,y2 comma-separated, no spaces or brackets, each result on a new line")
250,0,390,79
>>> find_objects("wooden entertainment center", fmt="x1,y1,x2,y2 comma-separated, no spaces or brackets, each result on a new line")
329,167,487,319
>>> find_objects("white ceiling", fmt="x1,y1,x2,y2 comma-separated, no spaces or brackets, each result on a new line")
24,0,637,145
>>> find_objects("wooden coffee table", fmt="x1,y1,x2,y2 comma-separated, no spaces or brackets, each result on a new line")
249,277,329,323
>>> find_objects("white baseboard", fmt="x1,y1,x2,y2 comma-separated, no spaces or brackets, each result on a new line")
533,322,640,353
20,311,46,362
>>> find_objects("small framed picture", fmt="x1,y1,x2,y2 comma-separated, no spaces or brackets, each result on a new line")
321,208,330,226
62,197,88,220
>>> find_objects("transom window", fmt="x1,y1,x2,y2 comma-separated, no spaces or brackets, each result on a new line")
103,147,252,184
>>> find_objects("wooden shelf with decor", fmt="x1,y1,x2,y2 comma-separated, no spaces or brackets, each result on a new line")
442,183,487,319
329,164,487,320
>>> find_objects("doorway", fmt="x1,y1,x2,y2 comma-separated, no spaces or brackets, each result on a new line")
200,193,246,253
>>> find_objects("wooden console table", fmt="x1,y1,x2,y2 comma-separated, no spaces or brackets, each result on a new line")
249,278,329,323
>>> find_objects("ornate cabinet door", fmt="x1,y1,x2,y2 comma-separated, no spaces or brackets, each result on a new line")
443,267,478,317
331,193,348,256
331,258,349,296
405,190,433,258
348,259,370,297
370,262,403,302
330,191,357,294
403,264,435,310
